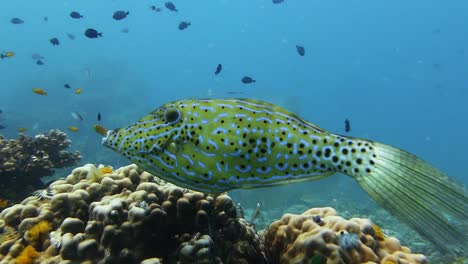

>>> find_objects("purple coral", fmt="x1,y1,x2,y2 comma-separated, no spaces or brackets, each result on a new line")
0,129,81,201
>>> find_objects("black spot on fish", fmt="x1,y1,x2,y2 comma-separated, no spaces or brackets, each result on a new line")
241,76,256,84
70,11,83,19
215,64,222,75
113,11,129,20
165,2,178,12
85,28,103,38
296,45,305,56
10,18,24,24
178,21,191,30
345,118,351,133
50,38,60,46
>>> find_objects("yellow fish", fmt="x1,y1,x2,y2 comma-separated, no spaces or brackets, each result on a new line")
93,124,108,136
68,126,79,132
18,127,27,132
32,88,47,95
75,88,82,94
0,51,14,59
102,98,468,253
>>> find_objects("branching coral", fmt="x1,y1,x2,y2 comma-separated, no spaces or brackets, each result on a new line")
0,129,81,201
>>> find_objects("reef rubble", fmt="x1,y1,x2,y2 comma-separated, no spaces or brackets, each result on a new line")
0,130,81,201
0,164,427,263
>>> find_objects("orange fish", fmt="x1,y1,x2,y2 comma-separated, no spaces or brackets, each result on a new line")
32,88,47,95
75,88,82,94
93,124,108,136
68,126,79,132
18,127,27,132
0,199,9,209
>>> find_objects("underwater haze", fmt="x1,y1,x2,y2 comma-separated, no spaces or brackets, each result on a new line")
1,0,467,261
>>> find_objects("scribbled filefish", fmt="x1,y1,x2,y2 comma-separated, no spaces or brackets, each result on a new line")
102,98,467,253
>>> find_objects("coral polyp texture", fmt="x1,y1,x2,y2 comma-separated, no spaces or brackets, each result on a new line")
264,207,427,264
0,164,427,263
0,129,81,201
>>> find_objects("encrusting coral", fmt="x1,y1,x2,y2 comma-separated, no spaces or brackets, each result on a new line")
0,164,428,263
0,130,81,201
263,207,427,264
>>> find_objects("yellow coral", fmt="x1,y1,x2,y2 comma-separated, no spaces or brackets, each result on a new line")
98,164,114,175
372,223,385,240
15,245,40,264
27,220,52,242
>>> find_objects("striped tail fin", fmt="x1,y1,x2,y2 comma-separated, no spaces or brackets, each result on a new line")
353,141,467,253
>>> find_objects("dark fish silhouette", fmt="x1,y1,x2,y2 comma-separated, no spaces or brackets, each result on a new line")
66,33,76,40
121,28,130,33
165,2,178,12
241,76,256,84
64,84,71,89
214,64,222,75
0,109,2,114
36,60,44,65
85,28,102,38
10,18,24,24
43,17,48,22
178,21,191,30
97,112,102,121
296,45,305,56
345,118,351,133
0,124,6,130
50,38,60,46
70,11,83,19
150,6,161,12
272,0,284,3
113,11,129,20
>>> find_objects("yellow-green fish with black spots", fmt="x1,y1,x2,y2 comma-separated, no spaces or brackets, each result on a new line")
102,98,467,253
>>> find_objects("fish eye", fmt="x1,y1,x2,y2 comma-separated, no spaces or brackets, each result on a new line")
164,108,181,124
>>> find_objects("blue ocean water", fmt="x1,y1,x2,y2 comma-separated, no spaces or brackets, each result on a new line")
0,0,467,256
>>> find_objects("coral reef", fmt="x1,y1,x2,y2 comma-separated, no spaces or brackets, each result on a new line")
0,164,264,263
0,164,428,263
263,207,427,264
0,129,81,201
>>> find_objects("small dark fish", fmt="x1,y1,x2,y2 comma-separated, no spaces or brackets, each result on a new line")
272,0,285,3
226,91,244,95
121,28,130,33
50,38,60,46
150,6,161,12
178,21,191,30
241,76,256,84
214,64,222,75
113,11,129,20
66,33,76,40
97,112,101,121
32,53,44,60
0,124,6,130
10,18,24,24
70,11,83,19
165,2,178,12
64,83,71,89
71,112,83,121
36,60,44,65
0,109,2,114
85,28,102,38
296,45,305,56
345,118,351,133
43,17,48,22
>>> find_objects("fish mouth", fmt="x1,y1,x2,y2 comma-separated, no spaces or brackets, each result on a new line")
101,129,115,146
